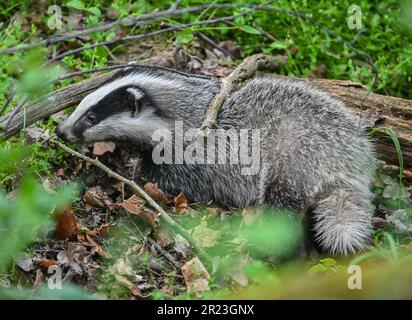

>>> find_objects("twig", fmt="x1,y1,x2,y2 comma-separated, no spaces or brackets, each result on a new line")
198,54,287,135
193,31,236,60
0,93,15,117
224,20,276,42
0,4,239,56
48,6,266,63
50,138,212,267
168,0,183,11
3,98,28,132
148,238,181,269
0,3,277,57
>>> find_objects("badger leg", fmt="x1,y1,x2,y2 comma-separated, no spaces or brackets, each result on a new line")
312,187,373,255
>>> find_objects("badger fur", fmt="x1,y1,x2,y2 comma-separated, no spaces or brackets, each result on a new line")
56,66,377,255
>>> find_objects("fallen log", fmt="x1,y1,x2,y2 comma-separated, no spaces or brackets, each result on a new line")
308,78,412,171
0,65,411,173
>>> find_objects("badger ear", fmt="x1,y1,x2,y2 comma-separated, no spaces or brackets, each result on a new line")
126,87,144,117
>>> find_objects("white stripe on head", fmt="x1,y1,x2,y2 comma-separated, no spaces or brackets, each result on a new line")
62,71,176,128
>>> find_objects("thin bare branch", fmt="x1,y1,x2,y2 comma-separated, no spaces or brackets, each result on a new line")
51,138,212,267
0,2,274,56
47,6,268,63
198,54,287,135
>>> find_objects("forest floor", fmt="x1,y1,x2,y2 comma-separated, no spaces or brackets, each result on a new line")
1,1,411,300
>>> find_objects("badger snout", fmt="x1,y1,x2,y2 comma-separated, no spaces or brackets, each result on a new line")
55,123,80,143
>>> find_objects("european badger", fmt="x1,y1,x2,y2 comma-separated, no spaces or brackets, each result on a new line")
56,66,377,255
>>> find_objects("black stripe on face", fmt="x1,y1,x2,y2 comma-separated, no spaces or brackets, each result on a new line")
72,86,143,140
89,86,139,122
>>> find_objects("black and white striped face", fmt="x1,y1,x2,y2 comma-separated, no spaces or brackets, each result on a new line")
56,76,159,144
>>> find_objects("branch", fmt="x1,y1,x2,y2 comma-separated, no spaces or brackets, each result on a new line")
51,138,212,267
0,2,276,57
198,54,288,135
47,6,268,64
0,4,245,56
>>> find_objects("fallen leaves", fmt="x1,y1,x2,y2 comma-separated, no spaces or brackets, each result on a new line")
83,186,114,210
85,234,111,259
92,141,116,156
115,274,143,298
120,194,145,214
175,192,189,215
120,195,159,228
144,182,169,205
57,244,88,274
37,258,57,269
55,207,77,240
174,234,190,258
17,256,34,272
191,219,220,248
181,257,210,294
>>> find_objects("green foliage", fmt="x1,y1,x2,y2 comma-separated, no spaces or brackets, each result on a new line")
0,176,76,267
0,0,410,299
175,29,194,45
0,144,83,299
308,258,343,276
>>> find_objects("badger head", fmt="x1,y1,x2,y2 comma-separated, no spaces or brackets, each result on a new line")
55,72,174,147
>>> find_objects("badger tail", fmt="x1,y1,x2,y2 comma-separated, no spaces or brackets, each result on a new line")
312,187,373,255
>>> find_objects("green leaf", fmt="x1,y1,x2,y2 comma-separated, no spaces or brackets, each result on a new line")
66,0,86,10
241,25,261,35
87,7,101,16
270,41,287,50
175,29,194,45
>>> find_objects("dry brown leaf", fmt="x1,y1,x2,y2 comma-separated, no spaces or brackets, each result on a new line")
85,234,111,259
139,210,158,229
92,141,116,156
144,182,169,205
175,192,189,215
95,223,112,236
37,258,57,269
76,233,86,242
191,220,220,248
115,274,143,298
120,195,145,214
181,257,210,294
55,207,77,240
120,195,158,228
83,186,113,209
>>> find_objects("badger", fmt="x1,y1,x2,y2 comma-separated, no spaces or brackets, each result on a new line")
55,66,377,255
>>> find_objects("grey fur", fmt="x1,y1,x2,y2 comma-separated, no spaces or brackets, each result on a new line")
56,67,377,255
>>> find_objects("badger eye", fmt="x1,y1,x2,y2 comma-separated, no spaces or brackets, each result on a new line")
86,113,97,124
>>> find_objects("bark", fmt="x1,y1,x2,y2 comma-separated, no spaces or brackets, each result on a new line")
308,78,412,171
